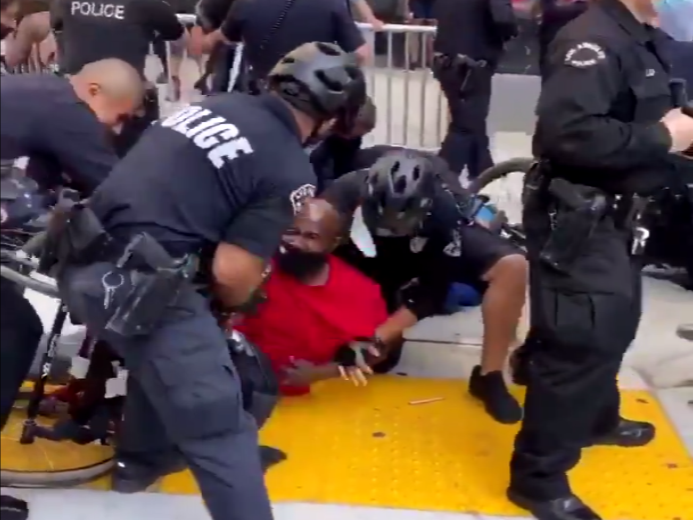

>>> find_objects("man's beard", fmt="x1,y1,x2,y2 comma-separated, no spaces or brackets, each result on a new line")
276,246,328,280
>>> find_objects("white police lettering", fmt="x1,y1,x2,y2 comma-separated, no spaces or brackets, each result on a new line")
71,1,125,19
564,42,606,68
160,106,254,168
289,184,316,214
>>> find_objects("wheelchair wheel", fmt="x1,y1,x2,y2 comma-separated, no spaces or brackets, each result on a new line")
1,408,115,487
468,158,535,249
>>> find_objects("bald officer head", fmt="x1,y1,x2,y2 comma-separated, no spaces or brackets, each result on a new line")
69,59,145,130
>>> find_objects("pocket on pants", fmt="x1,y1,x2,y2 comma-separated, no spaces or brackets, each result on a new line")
149,338,245,441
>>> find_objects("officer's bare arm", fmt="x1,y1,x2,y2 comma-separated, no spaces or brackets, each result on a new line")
3,12,50,67
212,243,268,308
142,0,185,41
196,0,245,53
536,40,672,170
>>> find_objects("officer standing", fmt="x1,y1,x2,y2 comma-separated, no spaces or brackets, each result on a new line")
194,0,369,89
534,0,588,80
508,0,693,519
50,0,185,155
54,43,366,518
1,59,143,193
432,0,518,179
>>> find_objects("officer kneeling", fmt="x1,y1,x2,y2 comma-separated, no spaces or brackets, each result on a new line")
46,42,366,520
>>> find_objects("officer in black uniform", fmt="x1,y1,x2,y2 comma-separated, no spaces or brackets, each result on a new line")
194,0,239,92
432,0,518,179
54,43,366,519
1,59,143,193
50,0,185,155
508,0,693,519
198,0,368,89
322,150,528,423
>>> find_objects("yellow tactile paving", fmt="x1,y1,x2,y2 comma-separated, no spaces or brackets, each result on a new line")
1,410,113,473
159,376,693,520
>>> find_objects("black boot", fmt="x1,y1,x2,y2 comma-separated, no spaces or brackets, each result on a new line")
469,365,522,424
507,489,602,520
111,456,187,493
1,494,29,520
592,418,655,447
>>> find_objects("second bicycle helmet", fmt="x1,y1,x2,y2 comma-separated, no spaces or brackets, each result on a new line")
361,150,438,236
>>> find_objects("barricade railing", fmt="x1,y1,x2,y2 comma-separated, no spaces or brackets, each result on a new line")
1,18,446,149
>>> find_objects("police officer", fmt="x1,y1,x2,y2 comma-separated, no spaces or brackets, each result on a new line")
322,150,529,423
50,0,185,155
1,59,143,193
432,0,518,179
508,0,693,518
55,43,366,518
196,0,369,89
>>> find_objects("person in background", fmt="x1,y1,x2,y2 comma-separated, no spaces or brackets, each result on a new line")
2,0,57,70
432,0,518,179
236,198,389,395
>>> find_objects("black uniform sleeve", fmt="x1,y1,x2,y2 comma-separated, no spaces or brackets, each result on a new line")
320,170,366,218
138,0,185,40
37,104,118,194
220,0,247,42
331,0,365,53
222,158,316,261
488,0,519,41
49,0,67,31
536,38,672,170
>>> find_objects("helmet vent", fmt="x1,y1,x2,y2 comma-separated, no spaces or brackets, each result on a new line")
412,166,421,181
393,175,407,194
316,42,342,56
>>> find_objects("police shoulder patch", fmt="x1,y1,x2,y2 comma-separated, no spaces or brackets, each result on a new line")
564,42,606,68
289,184,316,214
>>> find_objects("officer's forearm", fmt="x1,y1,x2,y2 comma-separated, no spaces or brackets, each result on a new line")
375,307,418,345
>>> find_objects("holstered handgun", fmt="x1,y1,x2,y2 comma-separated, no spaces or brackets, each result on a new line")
539,179,610,272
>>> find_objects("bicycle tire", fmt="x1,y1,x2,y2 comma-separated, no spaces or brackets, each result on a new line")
468,158,536,194
1,457,115,488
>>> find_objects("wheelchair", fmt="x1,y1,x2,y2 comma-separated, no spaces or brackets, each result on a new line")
1,168,279,488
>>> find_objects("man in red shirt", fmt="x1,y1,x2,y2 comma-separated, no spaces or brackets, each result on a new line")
236,198,390,396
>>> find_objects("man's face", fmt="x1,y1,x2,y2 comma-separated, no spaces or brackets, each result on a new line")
277,202,340,278
84,82,141,130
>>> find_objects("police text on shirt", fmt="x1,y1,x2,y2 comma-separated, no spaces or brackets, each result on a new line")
71,2,126,19
160,106,254,168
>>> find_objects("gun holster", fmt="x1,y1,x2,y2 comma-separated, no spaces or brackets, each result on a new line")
538,178,610,272
105,234,198,338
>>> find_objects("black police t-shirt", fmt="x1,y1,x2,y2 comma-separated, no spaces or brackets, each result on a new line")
90,93,317,260
321,170,466,313
221,0,364,78
0,73,118,194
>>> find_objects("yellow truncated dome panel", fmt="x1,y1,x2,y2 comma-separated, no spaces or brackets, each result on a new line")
159,376,693,520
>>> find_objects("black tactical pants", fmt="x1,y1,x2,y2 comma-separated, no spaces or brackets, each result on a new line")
509,202,642,500
59,262,273,520
434,62,494,179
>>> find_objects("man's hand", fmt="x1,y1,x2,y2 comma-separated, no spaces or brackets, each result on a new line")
333,339,381,386
660,108,693,153
282,359,336,387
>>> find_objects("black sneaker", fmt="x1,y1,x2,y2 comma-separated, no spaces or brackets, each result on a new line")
507,489,603,520
1,494,29,520
111,456,187,494
592,418,656,447
469,365,522,424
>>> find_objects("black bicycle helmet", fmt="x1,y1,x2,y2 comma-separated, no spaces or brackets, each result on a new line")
267,42,367,121
361,150,438,236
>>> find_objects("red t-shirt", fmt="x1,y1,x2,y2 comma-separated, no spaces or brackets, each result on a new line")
236,255,388,396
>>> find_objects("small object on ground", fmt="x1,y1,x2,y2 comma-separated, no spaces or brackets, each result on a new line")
676,324,693,341
409,397,444,406
259,445,287,472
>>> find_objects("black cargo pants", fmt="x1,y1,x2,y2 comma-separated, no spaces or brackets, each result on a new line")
509,198,642,500
58,262,274,520
434,60,495,179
